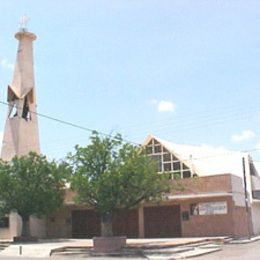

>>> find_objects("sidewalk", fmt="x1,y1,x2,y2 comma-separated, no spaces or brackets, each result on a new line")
1,235,259,259
229,235,260,244
0,237,226,258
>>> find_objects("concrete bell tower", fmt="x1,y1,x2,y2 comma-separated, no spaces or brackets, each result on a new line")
1,20,40,161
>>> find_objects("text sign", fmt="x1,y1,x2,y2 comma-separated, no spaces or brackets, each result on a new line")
199,201,227,215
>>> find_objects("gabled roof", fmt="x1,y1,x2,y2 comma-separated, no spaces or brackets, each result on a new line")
144,134,257,179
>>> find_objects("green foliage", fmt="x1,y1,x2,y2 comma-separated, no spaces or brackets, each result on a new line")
69,132,170,216
0,152,69,221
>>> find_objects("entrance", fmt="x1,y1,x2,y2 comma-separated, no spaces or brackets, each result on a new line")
72,209,139,238
144,205,181,237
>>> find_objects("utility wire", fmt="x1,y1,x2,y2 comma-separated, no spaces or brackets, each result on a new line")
0,100,140,146
117,103,259,131
0,100,260,161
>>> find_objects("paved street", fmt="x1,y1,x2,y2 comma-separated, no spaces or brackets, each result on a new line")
1,238,260,259
0,257,143,260
0,256,51,260
195,239,260,260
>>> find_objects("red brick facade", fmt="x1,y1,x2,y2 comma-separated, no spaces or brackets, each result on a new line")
47,174,252,239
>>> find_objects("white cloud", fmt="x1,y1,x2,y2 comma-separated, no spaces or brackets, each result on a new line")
0,59,14,70
231,130,255,142
151,99,176,113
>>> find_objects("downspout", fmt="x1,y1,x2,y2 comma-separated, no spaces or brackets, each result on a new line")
242,157,251,239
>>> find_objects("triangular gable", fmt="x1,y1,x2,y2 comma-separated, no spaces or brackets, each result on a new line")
143,135,196,178
143,135,252,179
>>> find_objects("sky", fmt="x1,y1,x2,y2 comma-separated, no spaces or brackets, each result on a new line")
0,0,260,161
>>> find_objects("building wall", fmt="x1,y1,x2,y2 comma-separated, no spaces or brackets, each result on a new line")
46,198,251,239
0,212,47,240
231,205,252,238
173,174,233,195
181,197,251,238
30,216,46,238
0,212,22,239
251,203,260,235
47,207,72,238
46,174,252,239
181,197,233,237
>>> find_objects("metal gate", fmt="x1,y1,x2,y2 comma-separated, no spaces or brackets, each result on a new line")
72,210,101,238
144,205,181,238
72,209,139,238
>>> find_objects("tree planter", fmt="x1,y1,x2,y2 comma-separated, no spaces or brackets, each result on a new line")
93,236,126,253
13,236,38,243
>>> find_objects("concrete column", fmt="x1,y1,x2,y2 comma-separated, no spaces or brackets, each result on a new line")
138,206,145,238
9,211,22,238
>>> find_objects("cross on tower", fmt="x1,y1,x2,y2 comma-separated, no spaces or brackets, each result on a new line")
19,15,30,32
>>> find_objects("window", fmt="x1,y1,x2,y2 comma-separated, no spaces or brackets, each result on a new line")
154,139,159,144
183,171,191,178
146,146,153,154
154,145,162,153
163,153,171,162
173,162,181,171
151,155,162,172
252,190,260,200
172,155,179,161
182,211,190,221
0,217,9,228
190,204,199,215
182,163,189,170
163,147,169,153
173,172,181,179
145,138,195,178
163,163,172,172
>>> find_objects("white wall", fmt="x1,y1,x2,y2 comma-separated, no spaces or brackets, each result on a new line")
251,203,260,235
9,211,22,239
30,215,46,238
0,212,46,240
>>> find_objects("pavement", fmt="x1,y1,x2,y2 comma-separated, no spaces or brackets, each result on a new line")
0,236,259,259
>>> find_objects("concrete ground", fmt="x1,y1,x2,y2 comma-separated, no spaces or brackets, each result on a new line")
0,237,226,258
195,238,260,260
1,236,259,259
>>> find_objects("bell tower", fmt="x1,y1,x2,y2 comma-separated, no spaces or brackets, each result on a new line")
1,19,40,161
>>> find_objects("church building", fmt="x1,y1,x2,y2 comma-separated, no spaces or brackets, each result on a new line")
1,26,260,240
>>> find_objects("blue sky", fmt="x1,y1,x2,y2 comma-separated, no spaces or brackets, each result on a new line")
0,0,260,161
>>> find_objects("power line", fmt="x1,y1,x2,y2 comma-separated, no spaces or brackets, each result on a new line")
0,100,260,161
0,100,140,146
117,103,259,132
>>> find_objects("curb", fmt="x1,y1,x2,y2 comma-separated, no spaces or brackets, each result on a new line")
229,236,260,245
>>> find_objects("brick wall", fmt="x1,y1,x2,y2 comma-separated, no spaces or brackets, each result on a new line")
171,174,234,195
181,196,251,238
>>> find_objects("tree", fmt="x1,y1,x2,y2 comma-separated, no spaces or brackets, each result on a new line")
0,152,69,237
69,132,170,237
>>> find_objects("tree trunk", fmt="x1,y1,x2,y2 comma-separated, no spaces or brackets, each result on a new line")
101,212,113,237
21,215,30,237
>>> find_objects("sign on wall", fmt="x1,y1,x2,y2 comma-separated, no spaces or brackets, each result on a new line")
198,201,228,215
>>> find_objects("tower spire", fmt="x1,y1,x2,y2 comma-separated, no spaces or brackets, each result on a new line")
1,27,40,161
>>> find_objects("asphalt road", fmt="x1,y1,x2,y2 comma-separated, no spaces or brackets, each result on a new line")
0,258,51,260
0,256,144,260
2,240,260,260
195,239,260,260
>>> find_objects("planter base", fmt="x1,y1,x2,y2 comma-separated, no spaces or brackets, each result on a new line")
13,236,38,243
93,236,126,253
